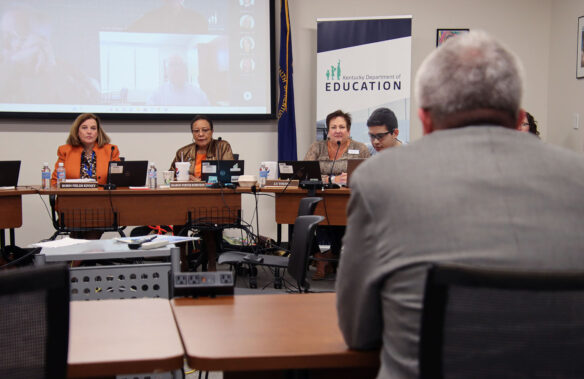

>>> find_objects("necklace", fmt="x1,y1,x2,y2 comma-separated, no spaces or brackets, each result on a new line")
327,139,348,160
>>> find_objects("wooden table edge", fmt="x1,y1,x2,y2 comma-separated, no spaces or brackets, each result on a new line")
68,354,184,378
185,351,380,372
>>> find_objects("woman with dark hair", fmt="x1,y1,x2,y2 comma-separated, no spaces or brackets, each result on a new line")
170,115,234,180
304,110,370,279
518,111,540,137
304,109,370,186
51,113,119,186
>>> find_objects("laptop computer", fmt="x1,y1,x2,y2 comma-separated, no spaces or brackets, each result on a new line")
107,160,148,187
346,158,366,187
278,160,322,182
0,161,21,187
201,160,245,185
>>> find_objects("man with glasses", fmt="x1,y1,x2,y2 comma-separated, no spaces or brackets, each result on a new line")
366,107,403,155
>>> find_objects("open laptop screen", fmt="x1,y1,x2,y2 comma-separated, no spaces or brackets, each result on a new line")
107,160,148,187
278,160,322,181
201,160,244,185
346,159,366,187
0,161,21,187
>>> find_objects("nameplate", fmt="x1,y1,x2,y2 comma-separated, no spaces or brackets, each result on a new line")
59,182,98,189
170,181,207,188
265,179,299,187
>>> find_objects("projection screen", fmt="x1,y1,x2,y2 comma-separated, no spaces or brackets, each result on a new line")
0,0,275,119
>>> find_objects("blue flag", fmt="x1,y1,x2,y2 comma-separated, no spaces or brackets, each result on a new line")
277,0,297,161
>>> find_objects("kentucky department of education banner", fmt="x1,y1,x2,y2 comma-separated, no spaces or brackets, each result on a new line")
316,16,412,148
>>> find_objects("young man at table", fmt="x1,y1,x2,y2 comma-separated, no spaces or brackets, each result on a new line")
366,107,403,155
336,30,584,378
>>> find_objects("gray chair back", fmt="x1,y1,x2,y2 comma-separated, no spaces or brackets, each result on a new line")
0,264,70,378
419,264,584,379
287,215,325,292
297,197,322,216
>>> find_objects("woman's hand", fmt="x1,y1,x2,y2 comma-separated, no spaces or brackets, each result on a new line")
334,173,348,185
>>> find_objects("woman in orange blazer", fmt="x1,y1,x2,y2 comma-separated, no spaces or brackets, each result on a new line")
51,113,120,186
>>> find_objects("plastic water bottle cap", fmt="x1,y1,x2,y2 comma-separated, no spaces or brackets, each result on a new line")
58,162,64,167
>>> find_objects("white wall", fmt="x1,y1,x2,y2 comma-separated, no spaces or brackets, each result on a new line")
2,0,580,246
547,0,584,150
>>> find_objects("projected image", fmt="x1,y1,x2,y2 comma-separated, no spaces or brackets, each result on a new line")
99,32,228,108
240,57,255,73
0,0,272,117
0,5,100,105
240,36,255,53
240,14,255,30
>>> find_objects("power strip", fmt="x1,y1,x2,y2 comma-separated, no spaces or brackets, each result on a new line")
173,271,234,297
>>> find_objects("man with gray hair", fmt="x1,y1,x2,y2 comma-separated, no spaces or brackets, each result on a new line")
336,31,584,378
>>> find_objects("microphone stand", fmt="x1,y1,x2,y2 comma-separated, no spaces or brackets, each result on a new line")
327,141,341,189
104,146,116,190
208,137,223,188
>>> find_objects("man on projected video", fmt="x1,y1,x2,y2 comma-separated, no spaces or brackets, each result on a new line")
147,54,210,106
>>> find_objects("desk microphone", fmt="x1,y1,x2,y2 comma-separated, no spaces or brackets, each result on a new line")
327,141,341,188
216,136,222,161
281,166,304,194
104,146,116,190
208,137,223,188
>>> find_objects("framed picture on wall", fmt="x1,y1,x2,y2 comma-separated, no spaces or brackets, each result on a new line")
578,16,584,79
436,28,469,47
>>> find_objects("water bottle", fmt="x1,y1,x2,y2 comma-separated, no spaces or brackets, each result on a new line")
258,164,268,188
41,162,51,189
56,162,66,187
148,163,157,189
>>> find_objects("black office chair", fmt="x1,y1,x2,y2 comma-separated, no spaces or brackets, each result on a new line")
218,197,322,282
297,197,323,217
0,264,70,378
419,264,584,379
218,215,324,291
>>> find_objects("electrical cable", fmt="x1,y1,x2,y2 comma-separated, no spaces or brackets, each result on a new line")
0,247,41,269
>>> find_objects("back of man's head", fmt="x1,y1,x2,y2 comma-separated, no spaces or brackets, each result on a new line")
415,31,524,129
367,107,398,133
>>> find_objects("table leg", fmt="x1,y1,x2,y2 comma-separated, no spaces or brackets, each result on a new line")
200,230,219,272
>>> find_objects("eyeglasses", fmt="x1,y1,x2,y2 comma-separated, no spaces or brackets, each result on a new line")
368,131,391,141
192,128,211,134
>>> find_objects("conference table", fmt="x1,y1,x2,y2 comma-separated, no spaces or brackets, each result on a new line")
0,187,36,251
39,186,242,270
261,187,350,225
171,292,379,378
68,298,184,378
259,187,350,246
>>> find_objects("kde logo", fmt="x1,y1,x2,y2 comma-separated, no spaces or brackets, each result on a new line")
326,60,341,81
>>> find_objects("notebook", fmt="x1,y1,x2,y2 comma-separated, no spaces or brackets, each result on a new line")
107,160,148,187
0,161,21,187
278,160,322,182
201,160,245,185
346,158,366,187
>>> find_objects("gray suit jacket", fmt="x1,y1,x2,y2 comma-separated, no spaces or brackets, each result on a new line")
336,126,584,378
